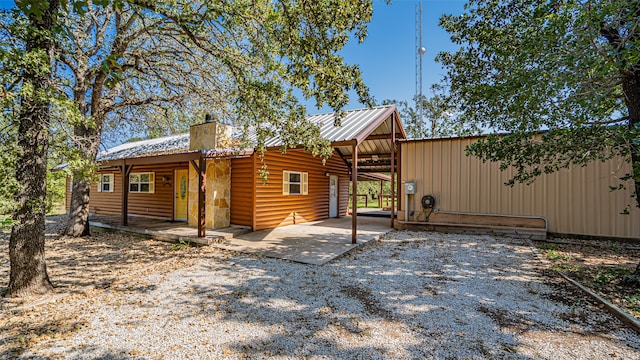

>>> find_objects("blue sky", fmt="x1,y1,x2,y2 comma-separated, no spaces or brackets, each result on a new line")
0,0,467,112
329,0,467,113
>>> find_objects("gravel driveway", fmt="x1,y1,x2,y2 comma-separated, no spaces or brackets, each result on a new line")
23,231,640,359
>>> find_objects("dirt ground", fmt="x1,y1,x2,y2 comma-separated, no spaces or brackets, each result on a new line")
0,215,212,357
533,237,640,318
1,216,639,358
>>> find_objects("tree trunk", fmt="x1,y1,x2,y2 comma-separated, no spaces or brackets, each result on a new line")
620,61,640,286
65,172,92,237
6,0,59,297
64,125,102,237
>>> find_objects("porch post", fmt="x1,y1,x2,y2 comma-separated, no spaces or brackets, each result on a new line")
198,156,206,238
390,114,396,228
352,142,358,244
120,162,132,226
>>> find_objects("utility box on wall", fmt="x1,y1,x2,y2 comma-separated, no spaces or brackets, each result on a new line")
404,182,416,195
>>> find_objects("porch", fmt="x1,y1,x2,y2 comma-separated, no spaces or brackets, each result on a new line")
89,215,392,265
89,215,251,245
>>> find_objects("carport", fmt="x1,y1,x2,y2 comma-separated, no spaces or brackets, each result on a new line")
321,105,407,243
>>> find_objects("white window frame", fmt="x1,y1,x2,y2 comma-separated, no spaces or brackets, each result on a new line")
129,172,155,194
282,170,308,195
97,174,114,193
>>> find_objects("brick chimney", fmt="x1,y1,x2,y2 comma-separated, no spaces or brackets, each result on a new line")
189,114,233,151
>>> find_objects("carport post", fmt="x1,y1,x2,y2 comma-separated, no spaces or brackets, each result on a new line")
198,156,206,238
390,113,396,227
352,142,358,244
191,156,206,238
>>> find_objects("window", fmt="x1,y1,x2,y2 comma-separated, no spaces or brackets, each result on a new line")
129,172,155,193
282,171,308,195
97,174,113,193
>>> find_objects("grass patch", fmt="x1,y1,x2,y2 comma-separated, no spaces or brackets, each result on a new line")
538,244,558,251
592,267,631,287
625,294,640,314
544,249,572,261
552,263,579,272
170,239,194,251
1,217,12,230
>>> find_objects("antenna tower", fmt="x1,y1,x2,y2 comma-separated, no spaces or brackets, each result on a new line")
415,0,425,137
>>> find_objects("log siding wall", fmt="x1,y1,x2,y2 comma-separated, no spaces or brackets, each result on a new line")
230,156,254,227
400,138,640,239
230,149,350,230
66,162,189,220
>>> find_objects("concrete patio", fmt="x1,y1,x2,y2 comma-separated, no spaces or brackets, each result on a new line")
89,215,393,265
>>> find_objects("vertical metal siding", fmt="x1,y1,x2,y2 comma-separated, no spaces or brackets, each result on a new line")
400,138,640,239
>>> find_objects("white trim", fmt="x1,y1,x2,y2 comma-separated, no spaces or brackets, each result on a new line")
98,174,114,193
129,172,155,193
283,170,307,196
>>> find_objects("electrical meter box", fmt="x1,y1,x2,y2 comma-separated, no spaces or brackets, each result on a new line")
404,182,416,195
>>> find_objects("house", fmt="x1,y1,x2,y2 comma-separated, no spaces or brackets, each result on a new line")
65,105,406,242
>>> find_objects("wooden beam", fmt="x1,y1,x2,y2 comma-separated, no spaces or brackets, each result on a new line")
363,134,393,141
100,152,200,168
120,163,132,226
397,137,402,225
343,153,392,160
352,143,358,244
334,148,351,171
390,114,396,228
190,160,200,173
197,157,206,237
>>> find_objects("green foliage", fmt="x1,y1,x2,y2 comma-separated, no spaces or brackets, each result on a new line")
170,239,193,251
0,121,19,215
438,0,640,204
592,267,631,287
46,168,66,214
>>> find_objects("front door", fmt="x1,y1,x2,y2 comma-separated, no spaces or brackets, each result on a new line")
329,175,338,218
174,169,188,221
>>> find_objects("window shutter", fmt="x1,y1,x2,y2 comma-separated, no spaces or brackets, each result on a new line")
302,172,308,195
282,171,290,195
97,175,102,192
149,173,155,194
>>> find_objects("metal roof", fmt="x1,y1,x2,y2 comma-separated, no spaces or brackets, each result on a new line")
96,133,191,162
93,105,405,167
261,105,397,147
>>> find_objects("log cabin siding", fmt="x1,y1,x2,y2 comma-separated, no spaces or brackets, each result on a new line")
250,149,350,231
82,163,188,220
230,156,255,227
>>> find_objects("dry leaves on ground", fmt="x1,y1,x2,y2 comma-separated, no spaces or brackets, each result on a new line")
533,238,640,318
0,215,206,358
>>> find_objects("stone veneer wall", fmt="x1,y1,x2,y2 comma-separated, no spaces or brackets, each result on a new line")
188,159,231,229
